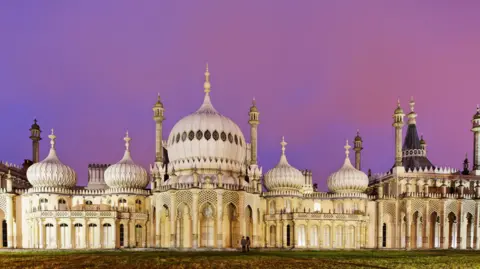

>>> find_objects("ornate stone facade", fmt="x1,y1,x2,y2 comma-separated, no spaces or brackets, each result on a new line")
0,67,479,250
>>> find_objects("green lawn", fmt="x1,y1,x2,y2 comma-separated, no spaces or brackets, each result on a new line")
0,249,479,269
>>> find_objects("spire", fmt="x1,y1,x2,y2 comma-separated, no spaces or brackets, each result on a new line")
281,136,287,156
407,96,417,125
197,63,218,114
204,62,211,95
344,140,351,158
124,130,131,152
49,129,56,149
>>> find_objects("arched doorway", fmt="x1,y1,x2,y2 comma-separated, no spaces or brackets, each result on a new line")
411,211,422,249
59,223,68,248
245,206,253,243
45,223,55,248
103,223,112,248
467,213,474,249
200,203,215,247
430,212,440,248
297,225,306,247
119,224,125,247
382,223,387,248
286,225,291,247
269,225,276,247
324,225,331,248
224,203,239,248
135,224,142,247
310,225,318,248
448,212,457,249
74,223,83,248
88,223,97,248
2,219,7,248
176,203,190,248
160,205,170,247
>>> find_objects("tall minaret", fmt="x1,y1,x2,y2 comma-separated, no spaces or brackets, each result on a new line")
353,130,363,170
153,94,165,163
249,98,260,165
29,119,41,163
393,99,405,168
472,105,480,175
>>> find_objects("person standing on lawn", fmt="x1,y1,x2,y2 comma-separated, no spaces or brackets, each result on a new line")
241,236,247,252
246,236,251,252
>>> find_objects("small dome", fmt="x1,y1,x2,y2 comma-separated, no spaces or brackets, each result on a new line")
30,119,40,130
474,105,480,120
327,140,368,193
26,129,77,188
104,132,148,190
264,137,304,191
394,99,404,114
354,130,362,142
250,98,258,113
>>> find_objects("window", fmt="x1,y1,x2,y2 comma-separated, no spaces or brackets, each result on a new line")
58,199,67,210
120,224,125,247
314,202,321,212
213,130,219,141
204,130,211,140
221,132,227,141
228,133,233,143
85,200,93,205
40,198,48,210
239,137,242,146
176,133,180,143
135,199,142,212
382,223,387,247
196,130,203,140
119,198,127,210
188,131,195,141
181,132,187,142
286,225,291,246
234,135,238,145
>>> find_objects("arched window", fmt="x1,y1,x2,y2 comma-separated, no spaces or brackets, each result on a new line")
45,223,55,248
40,198,48,210
58,199,67,210
119,199,127,210
88,223,97,248
285,200,291,213
103,223,112,248
59,223,68,248
85,200,93,205
135,200,142,212
382,223,387,247
286,225,291,246
135,224,142,247
314,202,321,212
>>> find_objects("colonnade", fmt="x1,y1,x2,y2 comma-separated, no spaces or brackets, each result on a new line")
265,220,366,249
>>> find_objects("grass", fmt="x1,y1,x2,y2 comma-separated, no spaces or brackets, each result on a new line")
0,249,479,269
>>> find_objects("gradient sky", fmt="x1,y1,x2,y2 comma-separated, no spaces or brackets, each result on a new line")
1,1,479,189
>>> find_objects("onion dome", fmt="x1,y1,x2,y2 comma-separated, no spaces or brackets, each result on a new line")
327,140,368,193
264,137,304,191
30,118,40,130
167,64,246,171
354,130,362,142
474,105,480,120
394,99,404,114
26,129,77,188
250,98,258,112
104,131,148,190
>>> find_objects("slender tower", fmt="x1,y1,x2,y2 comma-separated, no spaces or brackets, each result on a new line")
393,99,405,169
420,134,427,155
249,98,260,165
153,94,165,163
353,130,363,170
29,119,41,163
472,105,480,175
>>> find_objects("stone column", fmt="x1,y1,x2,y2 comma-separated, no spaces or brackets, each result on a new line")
83,219,88,248
156,206,161,248
67,220,72,249
377,201,383,248
6,196,14,248
216,191,223,248
458,204,465,249
38,220,44,249
475,202,480,249
423,203,429,249
192,191,199,248
405,201,411,250
279,220,284,248
112,220,117,248
252,205,258,248
170,196,176,248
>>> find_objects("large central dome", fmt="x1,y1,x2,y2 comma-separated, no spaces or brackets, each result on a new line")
167,65,246,171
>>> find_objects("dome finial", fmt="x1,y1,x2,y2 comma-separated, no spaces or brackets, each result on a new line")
409,96,415,112
397,98,401,107
204,62,211,95
281,136,287,156
477,104,479,113
344,140,351,158
48,129,56,149
252,97,256,106
124,130,131,152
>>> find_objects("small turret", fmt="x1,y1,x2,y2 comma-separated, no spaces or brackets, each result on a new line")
472,105,480,175
153,94,166,163
420,134,427,152
462,153,470,175
392,99,405,168
249,98,260,165
29,119,42,163
353,130,363,170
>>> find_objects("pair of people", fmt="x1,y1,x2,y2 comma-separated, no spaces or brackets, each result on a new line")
240,236,251,252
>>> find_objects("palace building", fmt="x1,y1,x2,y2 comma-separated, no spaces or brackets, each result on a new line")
0,65,479,250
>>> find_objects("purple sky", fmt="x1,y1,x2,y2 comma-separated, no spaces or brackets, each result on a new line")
1,1,480,189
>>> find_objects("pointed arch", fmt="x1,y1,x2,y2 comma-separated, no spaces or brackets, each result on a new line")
200,202,215,247
224,203,239,248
